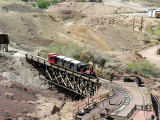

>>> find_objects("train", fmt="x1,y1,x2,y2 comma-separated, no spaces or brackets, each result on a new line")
48,53,96,77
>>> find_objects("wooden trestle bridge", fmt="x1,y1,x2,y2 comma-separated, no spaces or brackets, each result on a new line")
26,54,100,97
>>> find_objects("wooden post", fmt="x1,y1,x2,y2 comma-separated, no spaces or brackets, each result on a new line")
133,16,135,30
140,17,144,32
6,44,8,52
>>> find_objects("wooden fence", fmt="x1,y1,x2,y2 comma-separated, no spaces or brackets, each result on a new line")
127,104,152,118
73,92,114,117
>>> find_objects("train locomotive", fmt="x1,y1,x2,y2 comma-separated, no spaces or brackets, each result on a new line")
48,53,96,77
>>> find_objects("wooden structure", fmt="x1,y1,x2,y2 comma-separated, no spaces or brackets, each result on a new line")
26,54,100,98
0,34,9,52
73,92,111,119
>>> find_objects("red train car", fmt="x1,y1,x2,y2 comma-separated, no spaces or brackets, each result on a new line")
48,53,96,77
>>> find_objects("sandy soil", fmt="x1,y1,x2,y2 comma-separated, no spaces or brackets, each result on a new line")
0,0,158,53
140,45,160,68
45,2,159,52
46,2,140,17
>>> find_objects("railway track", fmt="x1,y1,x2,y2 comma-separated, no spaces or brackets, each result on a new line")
110,84,130,115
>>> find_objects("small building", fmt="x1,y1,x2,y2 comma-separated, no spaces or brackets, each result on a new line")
148,9,160,18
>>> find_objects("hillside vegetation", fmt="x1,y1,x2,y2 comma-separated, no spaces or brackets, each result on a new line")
126,60,158,77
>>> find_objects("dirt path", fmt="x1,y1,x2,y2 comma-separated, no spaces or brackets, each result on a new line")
140,45,160,68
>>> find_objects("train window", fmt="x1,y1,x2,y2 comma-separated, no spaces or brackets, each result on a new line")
49,56,54,61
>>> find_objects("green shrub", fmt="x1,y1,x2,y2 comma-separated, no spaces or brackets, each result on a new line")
31,3,36,7
37,0,50,9
145,25,160,37
36,0,65,9
145,25,154,35
77,0,86,2
41,41,83,59
154,3,160,8
60,0,66,2
21,0,28,2
96,58,106,67
50,0,58,4
126,60,158,77
154,26,160,37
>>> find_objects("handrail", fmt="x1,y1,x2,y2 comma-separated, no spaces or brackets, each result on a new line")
73,92,113,117
127,104,152,118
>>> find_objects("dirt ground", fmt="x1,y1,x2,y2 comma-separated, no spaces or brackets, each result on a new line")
0,52,78,120
0,75,65,120
0,0,160,119
140,45,160,68
0,1,159,53
46,2,159,52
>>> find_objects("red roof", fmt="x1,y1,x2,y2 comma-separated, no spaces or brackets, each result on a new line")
48,53,59,56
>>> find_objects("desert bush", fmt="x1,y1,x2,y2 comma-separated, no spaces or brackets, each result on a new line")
94,65,101,76
31,3,36,7
145,25,154,35
0,80,11,87
145,25,160,37
41,41,83,60
154,26,160,37
51,0,58,4
126,60,158,77
51,0,65,4
79,50,94,63
36,0,65,9
5,92,14,99
97,58,106,67
78,0,86,2
37,0,50,9
154,3,160,7
21,0,28,2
